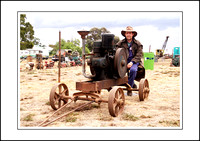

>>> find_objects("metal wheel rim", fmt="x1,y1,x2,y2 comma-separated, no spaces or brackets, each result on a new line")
114,48,127,78
49,83,69,110
108,87,125,117
139,79,149,101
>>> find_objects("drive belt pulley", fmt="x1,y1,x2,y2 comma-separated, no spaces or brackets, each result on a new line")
114,48,127,78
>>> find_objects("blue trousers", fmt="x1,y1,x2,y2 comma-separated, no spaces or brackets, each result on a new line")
128,62,139,87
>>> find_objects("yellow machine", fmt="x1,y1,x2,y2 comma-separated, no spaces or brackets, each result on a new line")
155,36,169,58
155,49,164,57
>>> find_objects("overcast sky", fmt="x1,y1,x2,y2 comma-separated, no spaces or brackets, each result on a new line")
21,11,182,54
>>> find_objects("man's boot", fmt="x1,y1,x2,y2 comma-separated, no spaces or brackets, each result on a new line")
132,84,137,88
127,91,132,96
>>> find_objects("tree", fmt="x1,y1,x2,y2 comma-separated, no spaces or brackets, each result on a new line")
71,38,80,47
33,37,40,45
33,37,47,47
86,27,110,51
85,27,120,51
50,38,89,56
20,14,35,50
114,36,120,44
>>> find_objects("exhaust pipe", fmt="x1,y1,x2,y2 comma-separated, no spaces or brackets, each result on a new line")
78,30,96,78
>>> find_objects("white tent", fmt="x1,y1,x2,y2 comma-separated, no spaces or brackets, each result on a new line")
20,45,53,57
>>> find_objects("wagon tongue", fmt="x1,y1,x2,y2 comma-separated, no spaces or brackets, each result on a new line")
38,100,94,127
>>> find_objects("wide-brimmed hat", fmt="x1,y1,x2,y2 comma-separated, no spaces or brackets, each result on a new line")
121,26,137,37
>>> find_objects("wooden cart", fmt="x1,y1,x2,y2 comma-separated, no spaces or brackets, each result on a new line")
49,66,149,117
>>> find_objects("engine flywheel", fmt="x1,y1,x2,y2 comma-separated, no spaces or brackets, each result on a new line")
114,48,127,78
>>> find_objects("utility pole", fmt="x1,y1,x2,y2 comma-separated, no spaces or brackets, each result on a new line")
58,31,61,83
149,45,151,52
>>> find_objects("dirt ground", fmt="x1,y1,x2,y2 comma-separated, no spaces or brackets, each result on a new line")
19,58,181,128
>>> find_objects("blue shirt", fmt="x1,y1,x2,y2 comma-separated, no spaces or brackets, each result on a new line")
127,42,134,63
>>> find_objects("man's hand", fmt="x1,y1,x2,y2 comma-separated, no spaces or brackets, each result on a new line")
127,62,133,69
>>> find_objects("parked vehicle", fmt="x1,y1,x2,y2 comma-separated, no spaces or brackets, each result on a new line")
42,56,49,60
52,55,65,62
171,47,180,67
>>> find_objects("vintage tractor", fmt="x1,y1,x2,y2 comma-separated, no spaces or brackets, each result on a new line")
45,60,54,69
39,31,149,127
35,54,44,69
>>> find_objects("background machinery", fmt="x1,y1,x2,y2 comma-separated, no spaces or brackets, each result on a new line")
155,36,169,58
171,47,180,67
35,54,44,69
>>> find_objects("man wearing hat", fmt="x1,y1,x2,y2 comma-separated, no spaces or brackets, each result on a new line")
116,26,143,94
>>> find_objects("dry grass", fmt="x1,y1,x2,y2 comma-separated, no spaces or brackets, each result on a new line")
159,120,180,127
65,113,79,122
122,113,140,121
23,114,35,121
140,115,152,118
19,58,181,127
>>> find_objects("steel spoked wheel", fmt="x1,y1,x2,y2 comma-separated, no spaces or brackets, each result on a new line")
139,79,150,101
108,87,125,117
50,83,69,110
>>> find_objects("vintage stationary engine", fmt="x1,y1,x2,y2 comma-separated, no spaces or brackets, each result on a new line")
87,33,127,80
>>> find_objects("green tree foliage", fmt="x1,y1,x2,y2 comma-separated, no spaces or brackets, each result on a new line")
20,14,35,50
86,27,121,51
86,27,110,51
50,38,89,56
114,36,120,44
33,37,40,45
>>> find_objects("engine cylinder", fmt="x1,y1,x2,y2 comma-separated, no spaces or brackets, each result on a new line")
102,34,114,49
93,41,102,53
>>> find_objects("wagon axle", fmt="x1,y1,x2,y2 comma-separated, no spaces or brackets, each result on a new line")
49,76,150,118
